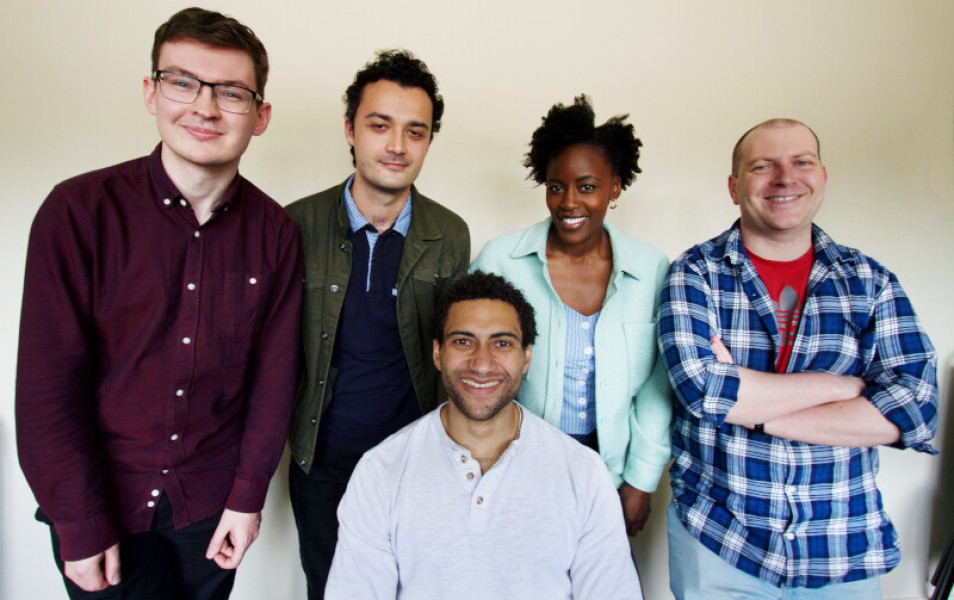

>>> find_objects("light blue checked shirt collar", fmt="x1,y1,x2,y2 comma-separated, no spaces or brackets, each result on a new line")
343,174,412,291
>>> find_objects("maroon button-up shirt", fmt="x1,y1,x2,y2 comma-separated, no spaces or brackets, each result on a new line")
16,145,303,561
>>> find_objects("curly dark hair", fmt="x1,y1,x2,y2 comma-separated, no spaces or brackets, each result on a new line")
152,7,269,97
343,49,444,164
431,271,537,349
523,94,642,189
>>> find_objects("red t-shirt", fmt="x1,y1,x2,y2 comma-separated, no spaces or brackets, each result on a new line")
746,245,814,372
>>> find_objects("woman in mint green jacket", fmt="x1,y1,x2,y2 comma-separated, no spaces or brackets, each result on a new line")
470,95,672,535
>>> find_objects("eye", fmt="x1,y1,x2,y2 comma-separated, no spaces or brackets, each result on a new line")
494,339,513,348
751,164,769,172
452,338,472,346
795,159,813,167
579,184,596,192
546,183,564,194
370,122,387,131
408,129,426,139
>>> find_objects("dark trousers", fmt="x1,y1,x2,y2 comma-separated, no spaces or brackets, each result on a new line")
289,443,364,600
40,495,235,600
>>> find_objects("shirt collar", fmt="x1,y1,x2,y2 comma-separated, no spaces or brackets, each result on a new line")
147,143,241,214
720,219,845,269
510,217,646,280
343,173,412,236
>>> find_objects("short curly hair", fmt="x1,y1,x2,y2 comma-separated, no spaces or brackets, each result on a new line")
523,94,642,189
344,49,443,147
431,271,537,349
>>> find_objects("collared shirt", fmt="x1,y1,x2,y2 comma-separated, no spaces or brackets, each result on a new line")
658,221,937,588
343,173,412,292
559,305,599,435
326,403,643,600
16,145,303,561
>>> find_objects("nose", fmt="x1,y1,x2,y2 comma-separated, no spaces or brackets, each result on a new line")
468,343,495,373
773,164,795,185
558,188,580,211
192,83,221,117
386,129,405,155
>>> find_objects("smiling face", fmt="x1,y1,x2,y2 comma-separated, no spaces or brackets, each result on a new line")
345,79,433,201
545,143,621,251
729,123,827,252
144,39,270,178
433,299,531,423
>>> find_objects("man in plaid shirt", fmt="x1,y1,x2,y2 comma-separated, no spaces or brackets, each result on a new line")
658,118,938,598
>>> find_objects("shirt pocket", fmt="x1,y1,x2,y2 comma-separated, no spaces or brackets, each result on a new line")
622,321,658,390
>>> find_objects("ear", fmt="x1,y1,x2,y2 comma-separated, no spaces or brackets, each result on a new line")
252,102,272,137
432,339,442,372
822,165,828,183
522,346,532,375
728,175,740,206
344,118,355,148
611,175,622,200
143,76,158,116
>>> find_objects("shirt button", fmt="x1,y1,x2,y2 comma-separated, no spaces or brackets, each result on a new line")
151,489,160,497
578,398,587,406
578,411,587,420
318,379,324,386
182,337,191,345
310,417,317,425
321,333,329,340
338,243,347,251
187,283,196,291
460,455,467,463
180,199,188,207
476,496,484,505
170,433,179,441
581,321,590,330
583,347,593,355
163,198,172,206
578,380,585,386
466,472,474,481
176,389,184,397
298,458,306,466
786,533,795,541
194,231,201,238
147,500,156,508
249,278,257,285
161,469,169,475
330,285,340,293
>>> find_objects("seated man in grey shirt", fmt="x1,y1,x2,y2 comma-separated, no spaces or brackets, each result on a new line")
325,271,642,600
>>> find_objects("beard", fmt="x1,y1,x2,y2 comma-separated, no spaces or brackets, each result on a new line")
443,369,521,422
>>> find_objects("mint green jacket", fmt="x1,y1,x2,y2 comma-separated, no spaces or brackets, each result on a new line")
286,181,470,472
471,219,672,491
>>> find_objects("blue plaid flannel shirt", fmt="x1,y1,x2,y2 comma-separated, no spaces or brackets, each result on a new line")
658,221,937,588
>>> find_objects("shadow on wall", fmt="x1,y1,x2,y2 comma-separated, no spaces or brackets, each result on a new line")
929,361,954,563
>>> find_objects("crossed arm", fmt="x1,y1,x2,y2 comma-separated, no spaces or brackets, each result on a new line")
712,337,901,447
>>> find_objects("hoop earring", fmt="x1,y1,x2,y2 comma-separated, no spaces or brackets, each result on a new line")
609,198,618,210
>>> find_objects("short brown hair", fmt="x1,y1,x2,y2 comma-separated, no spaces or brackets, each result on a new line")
151,7,269,98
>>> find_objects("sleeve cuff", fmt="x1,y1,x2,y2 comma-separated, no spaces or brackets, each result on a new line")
224,476,270,514
53,511,118,562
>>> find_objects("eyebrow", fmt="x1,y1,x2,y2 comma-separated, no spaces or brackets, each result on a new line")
447,330,520,341
364,112,430,132
160,66,252,89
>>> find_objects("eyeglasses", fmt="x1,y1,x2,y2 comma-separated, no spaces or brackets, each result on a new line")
153,70,262,114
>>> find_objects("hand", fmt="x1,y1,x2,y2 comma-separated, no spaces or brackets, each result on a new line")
205,510,261,569
711,336,734,364
64,543,120,591
618,484,651,537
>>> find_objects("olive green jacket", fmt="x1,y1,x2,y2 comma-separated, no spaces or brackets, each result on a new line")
285,180,470,472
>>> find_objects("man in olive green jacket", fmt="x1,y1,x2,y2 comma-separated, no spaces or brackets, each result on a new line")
284,49,470,600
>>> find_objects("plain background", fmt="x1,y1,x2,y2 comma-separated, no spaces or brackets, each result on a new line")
1,1,952,598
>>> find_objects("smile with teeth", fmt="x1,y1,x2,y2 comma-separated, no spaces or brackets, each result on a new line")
561,216,587,225
766,195,800,203
461,378,500,389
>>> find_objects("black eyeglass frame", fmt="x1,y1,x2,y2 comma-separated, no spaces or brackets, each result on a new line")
153,70,264,114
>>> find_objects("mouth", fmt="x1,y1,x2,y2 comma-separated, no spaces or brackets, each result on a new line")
765,195,800,203
380,157,410,170
557,215,587,228
461,377,501,390
182,125,223,141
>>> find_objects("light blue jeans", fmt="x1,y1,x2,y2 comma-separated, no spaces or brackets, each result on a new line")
668,504,882,599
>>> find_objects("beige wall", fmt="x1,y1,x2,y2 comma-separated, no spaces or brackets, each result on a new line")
2,1,952,598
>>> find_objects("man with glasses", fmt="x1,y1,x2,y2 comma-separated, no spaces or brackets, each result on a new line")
16,8,302,599
285,50,469,599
